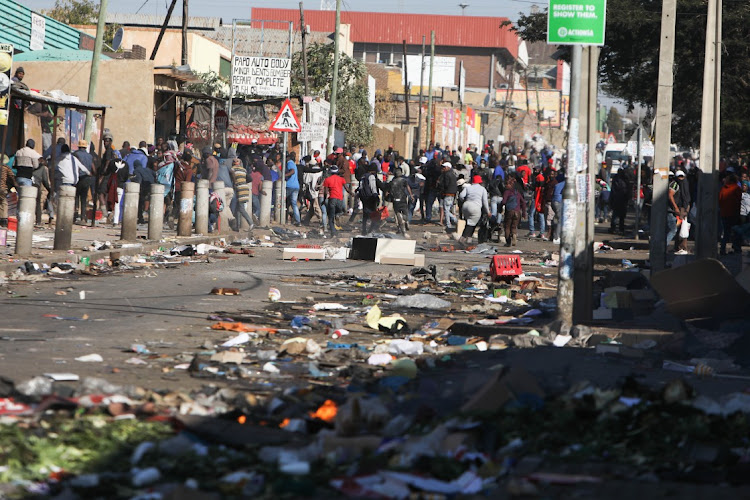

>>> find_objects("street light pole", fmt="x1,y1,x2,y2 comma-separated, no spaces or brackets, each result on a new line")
326,0,341,155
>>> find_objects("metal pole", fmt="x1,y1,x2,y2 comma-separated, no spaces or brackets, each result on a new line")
228,20,236,128
181,0,188,66
402,40,410,125
150,0,178,60
84,0,108,141
557,44,582,329
300,2,310,97
281,21,292,225
210,100,215,147
326,0,342,155
415,34,425,159
649,0,677,271
426,30,435,149
696,0,722,259
300,3,311,157
635,126,643,239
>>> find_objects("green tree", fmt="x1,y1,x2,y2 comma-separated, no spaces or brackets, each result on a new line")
187,70,229,99
509,1,750,152
606,107,623,136
290,42,372,146
44,0,98,25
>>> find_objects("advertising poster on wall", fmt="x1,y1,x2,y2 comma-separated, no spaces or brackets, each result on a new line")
0,44,13,127
232,56,291,97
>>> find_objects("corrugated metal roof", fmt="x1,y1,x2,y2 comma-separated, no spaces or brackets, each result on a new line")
0,0,89,52
251,8,518,57
203,26,331,58
105,13,222,30
14,48,110,62
11,87,109,110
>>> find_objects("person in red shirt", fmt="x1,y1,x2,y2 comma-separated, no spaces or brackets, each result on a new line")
719,173,742,254
322,165,353,236
515,160,532,189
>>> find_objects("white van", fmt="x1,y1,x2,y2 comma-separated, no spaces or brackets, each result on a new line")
603,143,631,175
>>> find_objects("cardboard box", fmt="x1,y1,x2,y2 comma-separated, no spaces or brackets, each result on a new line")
461,367,544,413
379,253,425,266
282,248,326,260
351,237,417,263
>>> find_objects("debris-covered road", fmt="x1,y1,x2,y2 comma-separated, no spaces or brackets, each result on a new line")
2,231,750,499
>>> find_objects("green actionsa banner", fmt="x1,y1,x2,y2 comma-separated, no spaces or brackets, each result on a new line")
548,0,607,46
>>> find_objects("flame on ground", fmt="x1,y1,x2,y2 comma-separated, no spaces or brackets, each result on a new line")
237,415,246,424
279,418,291,428
309,399,338,422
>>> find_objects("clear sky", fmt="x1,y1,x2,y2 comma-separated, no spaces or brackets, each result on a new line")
21,0,536,21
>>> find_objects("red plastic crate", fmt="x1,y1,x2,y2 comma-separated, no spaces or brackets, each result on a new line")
490,255,522,281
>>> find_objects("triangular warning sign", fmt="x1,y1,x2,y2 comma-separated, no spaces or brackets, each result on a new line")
270,99,301,133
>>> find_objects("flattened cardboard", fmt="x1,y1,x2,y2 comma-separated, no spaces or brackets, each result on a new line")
650,258,750,320
461,367,544,413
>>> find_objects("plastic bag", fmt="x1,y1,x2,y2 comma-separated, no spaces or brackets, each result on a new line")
679,219,691,239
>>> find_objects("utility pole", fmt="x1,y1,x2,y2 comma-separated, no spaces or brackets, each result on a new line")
300,2,310,157
695,0,722,259
557,44,582,328
326,0,341,155
426,30,435,150
150,0,178,60
84,0,108,141
415,34,425,160
181,0,188,66
402,40,410,125
573,46,599,324
300,2,310,97
649,0,677,272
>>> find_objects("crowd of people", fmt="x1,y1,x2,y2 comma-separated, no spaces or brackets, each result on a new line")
1,131,749,256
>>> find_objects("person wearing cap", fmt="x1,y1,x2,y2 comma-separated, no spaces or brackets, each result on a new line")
458,174,490,243
407,166,425,223
672,169,691,253
99,131,117,222
73,139,95,223
437,161,458,231
322,164,354,236
387,167,413,236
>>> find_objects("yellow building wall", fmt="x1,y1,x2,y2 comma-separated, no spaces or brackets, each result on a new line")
19,59,156,145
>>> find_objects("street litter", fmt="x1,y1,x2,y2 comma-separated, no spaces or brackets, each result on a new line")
210,287,241,295
75,354,103,362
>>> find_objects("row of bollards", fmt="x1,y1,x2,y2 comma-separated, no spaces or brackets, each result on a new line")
14,177,275,257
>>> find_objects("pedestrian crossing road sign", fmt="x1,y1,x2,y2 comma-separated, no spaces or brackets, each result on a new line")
270,98,301,133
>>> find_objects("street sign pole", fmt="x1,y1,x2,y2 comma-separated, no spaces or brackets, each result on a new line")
548,0,606,328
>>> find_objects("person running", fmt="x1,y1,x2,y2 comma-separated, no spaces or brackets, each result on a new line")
387,167,412,237
501,175,526,246
719,173,743,255
322,165,354,237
